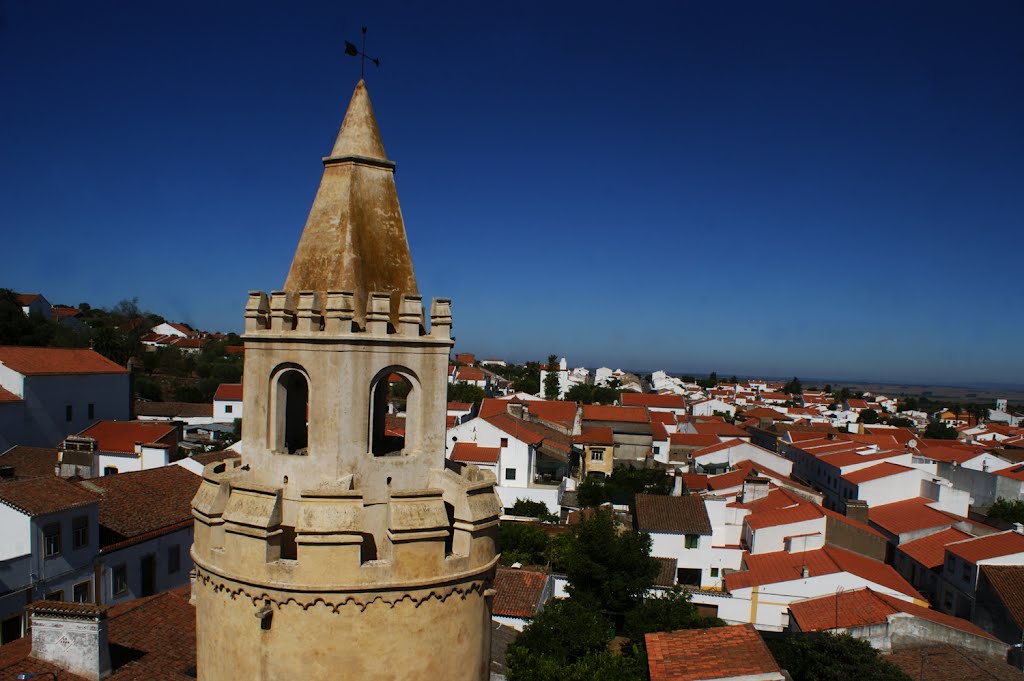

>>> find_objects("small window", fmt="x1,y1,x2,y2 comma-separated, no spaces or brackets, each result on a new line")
73,581,91,603
710,567,720,577
685,534,699,549
65,405,73,422
504,468,517,481
72,516,89,550
104,466,118,476
168,545,181,574
500,437,508,447
45,590,64,602
112,564,128,595
43,524,61,558
225,405,233,414
87,403,95,420
591,448,605,461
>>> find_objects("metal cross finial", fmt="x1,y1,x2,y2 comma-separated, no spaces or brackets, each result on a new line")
344,26,381,80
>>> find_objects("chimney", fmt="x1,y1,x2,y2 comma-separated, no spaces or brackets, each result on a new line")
1013,523,1023,534
844,499,869,525
801,566,810,579
507,402,527,420
27,601,111,680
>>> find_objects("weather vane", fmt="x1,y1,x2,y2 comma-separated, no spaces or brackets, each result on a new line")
345,26,380,80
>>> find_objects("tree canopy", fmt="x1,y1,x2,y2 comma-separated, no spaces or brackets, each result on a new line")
766,632,911,681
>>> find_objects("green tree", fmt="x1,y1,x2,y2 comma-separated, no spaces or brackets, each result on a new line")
506,599,645,681
563,507,660,616
858,408,880,424
134,375,162,401
923,420,958,440
622,587,724,642
499,522,551,566
576,476,609,507
766,633,911,681
510,498,558,523
543,355,560,399
884,416,915,428
783,376,802,395
988,497,1024,525
565,383,595,403
447,383,486,404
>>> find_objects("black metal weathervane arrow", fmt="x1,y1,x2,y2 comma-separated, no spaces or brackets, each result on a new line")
345,26,381,80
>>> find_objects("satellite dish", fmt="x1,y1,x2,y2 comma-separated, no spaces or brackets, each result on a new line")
907,439,917,449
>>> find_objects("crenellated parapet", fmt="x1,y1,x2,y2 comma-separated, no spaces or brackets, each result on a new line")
244,289,452,341
191,459,500,595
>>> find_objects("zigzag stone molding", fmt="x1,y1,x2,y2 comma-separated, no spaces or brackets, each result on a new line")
194,567,491,613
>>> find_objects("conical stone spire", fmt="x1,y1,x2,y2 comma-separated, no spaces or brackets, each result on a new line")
284,80,418,322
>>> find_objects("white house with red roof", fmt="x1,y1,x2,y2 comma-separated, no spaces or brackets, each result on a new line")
212,383,243,421
0,347,130,451
720,545,926,630
0,476,100,637
63,421,180,477
691,439,793,477
689,398,736,418
937,528,1024,620
788,587,1006,657
150,322,195,338
14,293,52,320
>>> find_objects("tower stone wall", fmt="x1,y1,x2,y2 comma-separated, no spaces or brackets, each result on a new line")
191,80,500,681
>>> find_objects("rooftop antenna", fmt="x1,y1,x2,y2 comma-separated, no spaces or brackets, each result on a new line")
345,26,381,80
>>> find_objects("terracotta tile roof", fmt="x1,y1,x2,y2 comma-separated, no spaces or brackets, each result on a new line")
134,401,213,418
692,422,748,438
446,414,458,428
492,567,547,618
653,557,678,587
669,433,721,448
78,421,179,455
447,401,472,411
0,346,128,375
574,426,615,446
842,462,917,484
621,393,685,409
693,438,747,457
737,488,823,531
650,411,678,426
582,404,649,424
740,407,793,421
78,466,201,549
819,505,888,540
456,367,486,381
213,383,243,401
868,497,963,536
898,528,974,569
0,386,22,402
706,467,753,491
947,530,1024,564
450,442,500,464
726,546,922,600
0,475,98,517
478,398,578,430
995,463,1024,481
14,293,41,305
789,588,997,639
0,445,58,480
888,644,1023,681
634,493,712,535
190,450,240,467
646,624,781,681
681,473,708,491
483,413,573,457
980,565,1024,629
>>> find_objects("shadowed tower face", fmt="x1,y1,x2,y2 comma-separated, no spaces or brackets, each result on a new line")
190,80,500,681
285,80,418,323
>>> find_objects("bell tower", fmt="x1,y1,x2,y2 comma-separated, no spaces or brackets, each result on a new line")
191,80,501,681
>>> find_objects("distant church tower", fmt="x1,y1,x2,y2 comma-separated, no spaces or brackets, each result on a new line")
191,80,500,681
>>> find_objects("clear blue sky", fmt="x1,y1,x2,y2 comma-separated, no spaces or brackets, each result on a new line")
2,1,1022,384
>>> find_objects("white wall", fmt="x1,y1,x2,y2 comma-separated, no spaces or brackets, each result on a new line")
213,399,242,421
99,524,194,605
857,469,926,507
97,445,171,476
749,517,826,555
0,504,31,561
495,485,559,515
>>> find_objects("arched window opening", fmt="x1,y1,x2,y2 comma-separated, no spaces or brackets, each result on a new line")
369,371,415,456
273,368,309,455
